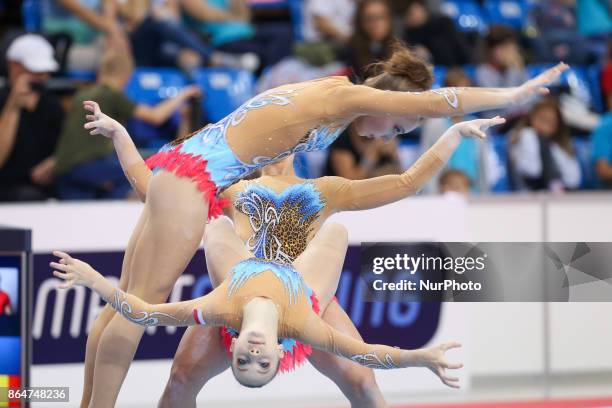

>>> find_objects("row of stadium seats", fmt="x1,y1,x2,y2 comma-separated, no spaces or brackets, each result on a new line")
248,0,536,42
440,0,536,32
122,67,256,147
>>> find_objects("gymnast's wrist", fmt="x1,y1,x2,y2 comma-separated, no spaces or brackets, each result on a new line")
399,349,425,367
110,127,130,144
506,87,520,106
90,276,116,302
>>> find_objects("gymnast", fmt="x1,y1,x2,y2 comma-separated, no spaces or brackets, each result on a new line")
80,39,567,407
50,221,463,390
104,104,504,406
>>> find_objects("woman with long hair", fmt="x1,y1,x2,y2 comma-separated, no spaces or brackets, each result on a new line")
509,97,581,191
347,0,395,79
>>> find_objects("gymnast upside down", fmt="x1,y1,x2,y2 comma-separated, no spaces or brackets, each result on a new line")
51,221,463,389
104,107,505,406
79,40,567,407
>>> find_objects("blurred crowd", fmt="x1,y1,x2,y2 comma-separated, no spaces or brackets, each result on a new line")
0,0,611,202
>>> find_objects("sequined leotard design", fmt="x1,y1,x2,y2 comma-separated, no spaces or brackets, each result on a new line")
233,183,325,264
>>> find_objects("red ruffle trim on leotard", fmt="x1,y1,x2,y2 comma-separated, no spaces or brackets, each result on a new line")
145,146,230,220
220,291,322,374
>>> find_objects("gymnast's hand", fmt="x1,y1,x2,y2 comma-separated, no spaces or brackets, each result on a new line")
510,62,569,105
83,100,129,140
50,251,101,289
451,116,506,139
414,341,463,389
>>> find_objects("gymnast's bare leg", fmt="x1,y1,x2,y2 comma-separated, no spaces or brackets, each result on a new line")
79,211,148,407
159,217,249,408
160,221,386,408
87,171,208,408
308,302,386,408
293,222,386,407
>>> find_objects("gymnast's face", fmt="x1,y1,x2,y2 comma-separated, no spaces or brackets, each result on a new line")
230,331,283,387
354,115,423,141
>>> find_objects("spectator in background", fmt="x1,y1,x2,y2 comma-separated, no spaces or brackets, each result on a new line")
576,0,612,61
303,0,356,44
345,0,395,79
602,39,612,111
48,51,200,200
183,0,293,69
0,275,13,316
121,0,258,70
530,0,589,64
42,0,128,71
476,25,529,118
420,68,502,194
402,0,471,66
438,168,471,195
324,126,403,179
508,98,581,191
591,101,612,189
0,34,64,202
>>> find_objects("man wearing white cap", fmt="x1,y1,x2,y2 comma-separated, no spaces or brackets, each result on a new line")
0,34,64,201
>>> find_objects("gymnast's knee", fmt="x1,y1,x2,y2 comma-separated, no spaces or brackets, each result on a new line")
343,369,382,405
321,222,349,248
166,364,198,395
95,318,144,363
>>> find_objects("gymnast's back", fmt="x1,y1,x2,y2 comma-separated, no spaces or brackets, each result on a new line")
220,77,353,163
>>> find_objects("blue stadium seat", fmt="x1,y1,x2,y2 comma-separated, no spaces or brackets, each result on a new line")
249,0,288,9
432,66,448,88
65,70,96,82
587,64,605,113
489,134,511,192
191,68,255,123
440,0,488,33
483,0,529,30
22,0,43,32
125,68,187,105
526,64,594,108
572,137,594,189
124,68,187,148
288,0,305,42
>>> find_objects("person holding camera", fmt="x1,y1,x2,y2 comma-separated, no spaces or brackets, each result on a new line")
0,34,64,202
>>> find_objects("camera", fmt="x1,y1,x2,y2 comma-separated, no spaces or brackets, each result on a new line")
29,80,45,93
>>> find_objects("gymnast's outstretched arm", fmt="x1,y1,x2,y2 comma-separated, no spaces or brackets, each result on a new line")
327,63,567,118
297,311,463,388
328,116,505,211
83,100,152,202
50,251,223,327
